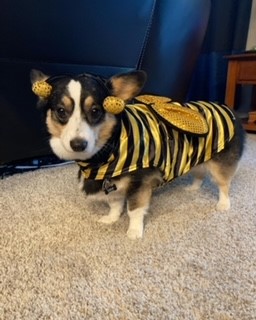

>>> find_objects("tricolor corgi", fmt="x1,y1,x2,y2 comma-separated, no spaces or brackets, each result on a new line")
31,70,245,239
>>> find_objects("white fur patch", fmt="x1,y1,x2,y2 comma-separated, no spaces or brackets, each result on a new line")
68,80,82,108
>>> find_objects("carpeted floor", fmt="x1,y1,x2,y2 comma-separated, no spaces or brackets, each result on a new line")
0,134,256,320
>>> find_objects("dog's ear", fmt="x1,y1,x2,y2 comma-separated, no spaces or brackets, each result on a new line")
30,69,51,109
107,70,147,101
30,69,49,84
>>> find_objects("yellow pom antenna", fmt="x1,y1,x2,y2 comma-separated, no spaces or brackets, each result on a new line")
32,81,52,98
103,96,125,114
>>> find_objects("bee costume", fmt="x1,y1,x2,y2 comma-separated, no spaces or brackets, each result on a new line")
32,81,236,189
77,95,236,183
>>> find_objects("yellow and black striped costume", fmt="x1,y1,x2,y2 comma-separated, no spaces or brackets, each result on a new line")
78,100,235,183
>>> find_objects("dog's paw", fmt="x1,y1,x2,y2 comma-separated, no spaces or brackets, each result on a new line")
216,199,230,211
185,179,202,191
98,215,119,224
185,184,201,191
127,227,143,240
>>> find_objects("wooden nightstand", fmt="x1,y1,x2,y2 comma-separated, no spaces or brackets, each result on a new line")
225,53,256,132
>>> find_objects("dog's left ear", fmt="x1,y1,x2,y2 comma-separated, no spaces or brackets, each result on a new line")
30,69,49,84
30,69,53,100
107,70,147,101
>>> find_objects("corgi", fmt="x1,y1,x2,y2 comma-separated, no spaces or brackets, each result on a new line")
31,70,245,239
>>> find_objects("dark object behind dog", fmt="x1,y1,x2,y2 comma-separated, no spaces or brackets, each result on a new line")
31,70,246,239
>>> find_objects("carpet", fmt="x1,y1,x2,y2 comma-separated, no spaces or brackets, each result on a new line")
1,134,256,320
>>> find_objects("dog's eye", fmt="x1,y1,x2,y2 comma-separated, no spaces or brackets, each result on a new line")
90,106,103,123
55,106,68,122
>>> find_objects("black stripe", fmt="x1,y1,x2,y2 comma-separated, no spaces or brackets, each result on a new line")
126,108,145,169
219,104,235,143
85,167,97,180
221,104,236,121
191,101,219,153
208,102,231,153
189,136,200,167
135,109,157,167
173,131,186,178
157,122,166,170
207,102,221,152
121,110,136,172
105,137,121,178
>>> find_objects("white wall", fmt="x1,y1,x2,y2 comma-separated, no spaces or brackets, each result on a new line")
246,0,256,49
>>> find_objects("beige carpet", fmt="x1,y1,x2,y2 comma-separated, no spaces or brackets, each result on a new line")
1,134,256,320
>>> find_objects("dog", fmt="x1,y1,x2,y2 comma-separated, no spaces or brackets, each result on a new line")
31,69,245,239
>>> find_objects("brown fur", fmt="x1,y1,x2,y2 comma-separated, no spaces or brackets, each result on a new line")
83,96,95,110
96,114,117,148
62,96,73,111
46,110,64,138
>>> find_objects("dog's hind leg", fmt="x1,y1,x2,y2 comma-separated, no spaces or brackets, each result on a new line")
186,164,207,191
206,120,245,211
206,160,239,211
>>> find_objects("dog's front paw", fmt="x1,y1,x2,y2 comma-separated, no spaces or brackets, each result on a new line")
98,215,119,224
185,179,202,191
185,184,201,191
216,199,230,211
127,227,143,240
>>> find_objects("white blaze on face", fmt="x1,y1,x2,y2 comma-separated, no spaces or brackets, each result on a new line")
50,79,98,160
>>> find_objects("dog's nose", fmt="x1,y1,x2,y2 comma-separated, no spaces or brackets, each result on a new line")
70,138,88,152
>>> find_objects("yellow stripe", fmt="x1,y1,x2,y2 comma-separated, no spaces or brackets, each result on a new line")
196,136,206,164
126,109,140,172
77,161,91,178
183,103,206,165
178,135,189,176
128,104,162,169
142,121,150,168
175,103,195,173
159,123,171,180
201,101,234,153
82,167,92,179
185,102,211,161
147,110,162,166
129,105,150,171
216,104,235,142
95,155,114,180
111,122,129,176
196,102,213,161
185,102,199,112
168,129,179,181
205,102,225,153
183,139,194,173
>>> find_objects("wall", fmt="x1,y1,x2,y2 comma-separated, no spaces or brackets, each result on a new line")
246,0,256,49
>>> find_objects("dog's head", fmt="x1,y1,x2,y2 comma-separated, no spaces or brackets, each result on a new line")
31,70,146,161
